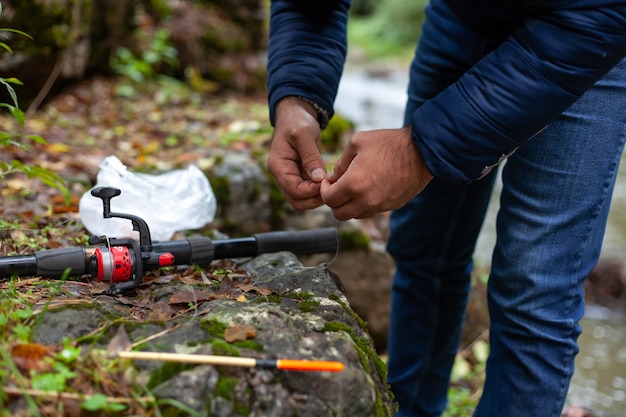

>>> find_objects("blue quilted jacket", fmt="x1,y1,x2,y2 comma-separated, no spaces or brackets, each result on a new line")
267,0,626,183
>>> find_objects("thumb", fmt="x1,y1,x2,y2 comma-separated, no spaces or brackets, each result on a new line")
300,143,327,182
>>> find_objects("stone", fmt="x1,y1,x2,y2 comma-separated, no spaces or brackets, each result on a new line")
21,251,395,416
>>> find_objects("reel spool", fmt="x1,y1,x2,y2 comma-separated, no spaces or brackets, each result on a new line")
90,245,133,283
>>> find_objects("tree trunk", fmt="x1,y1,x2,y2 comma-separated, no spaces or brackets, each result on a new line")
0,0,268,110
0,0,135,109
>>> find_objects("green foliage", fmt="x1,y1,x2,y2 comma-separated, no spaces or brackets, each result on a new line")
348,0,427,62
0,25,68,200
111,28,179,97
81,393,126,413
0,1,70,52
321,113,353,151
350,0,377,16
443,387,478,417
339,227,371,249
0,280,35,343
0,27,31,53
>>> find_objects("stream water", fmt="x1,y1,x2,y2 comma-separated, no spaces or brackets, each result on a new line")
334,67,626,416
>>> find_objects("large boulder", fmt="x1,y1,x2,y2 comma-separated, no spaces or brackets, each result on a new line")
18,252,395,416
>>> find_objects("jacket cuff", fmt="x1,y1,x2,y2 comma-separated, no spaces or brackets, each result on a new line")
295,96,330,130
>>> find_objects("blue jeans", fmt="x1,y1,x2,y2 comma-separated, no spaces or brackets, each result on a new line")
386,1,626,416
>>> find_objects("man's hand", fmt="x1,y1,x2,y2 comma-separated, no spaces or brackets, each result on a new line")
267,97,328,210
320,126,433,220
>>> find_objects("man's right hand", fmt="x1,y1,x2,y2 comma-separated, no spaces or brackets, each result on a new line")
267,96,328,210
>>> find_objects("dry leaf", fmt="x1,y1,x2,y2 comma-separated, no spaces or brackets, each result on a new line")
50,194,80,214
235,283,273,296
146,301,175,321
168,290,215,305
218,276,232,294
142,274,177,286
107,325,132,357
236,294,247,302
224,324,256,343
11,343,52,372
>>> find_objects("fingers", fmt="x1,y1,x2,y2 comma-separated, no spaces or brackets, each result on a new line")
267,97,328,210
267,146,325,210
325,143,354,183
320,126,433,221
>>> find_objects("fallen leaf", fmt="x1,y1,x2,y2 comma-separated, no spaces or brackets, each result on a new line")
146,301,174,321
11,343,52,372
218,276,233,294
224,324,256,343
46,143,72,154
142,274,176,286
236,283,273,296
199,270,211,284
168,290,215,305
236,294,247,302
50,194,80,213
107,325,132,357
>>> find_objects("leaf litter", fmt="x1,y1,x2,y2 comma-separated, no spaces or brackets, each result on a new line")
0,75,276,414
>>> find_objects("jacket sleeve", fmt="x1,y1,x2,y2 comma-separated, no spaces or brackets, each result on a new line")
267,0,350,126
412,1,626,183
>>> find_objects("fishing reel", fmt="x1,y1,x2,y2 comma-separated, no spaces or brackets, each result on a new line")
87,186,174,294
0,187,338,294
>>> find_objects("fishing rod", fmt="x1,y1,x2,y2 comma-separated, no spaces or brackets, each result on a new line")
0,186,338,295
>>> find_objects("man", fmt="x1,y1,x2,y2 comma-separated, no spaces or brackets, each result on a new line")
266,1,626,416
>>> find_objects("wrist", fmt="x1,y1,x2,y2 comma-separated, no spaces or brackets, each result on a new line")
276,96,330,130
294,96,330,130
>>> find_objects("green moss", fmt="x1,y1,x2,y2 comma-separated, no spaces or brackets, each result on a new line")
329,293,369,332
322,321,388,394
321,113,354,152
266,169,288,228
252,295,282,304
253,292,320,312
214,375,251,415
282,292,315,301
234,401,251,416
215,375,238,400
298,299,321,313
211,339,240,357
234,393,252,416
205,172,230,208
247,183,262,205
201,319,228,338
147,361,189,389
233,340,264,352
323,318,395,416
339,228,371,249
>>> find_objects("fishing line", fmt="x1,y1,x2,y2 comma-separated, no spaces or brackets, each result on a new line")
320,219,341,268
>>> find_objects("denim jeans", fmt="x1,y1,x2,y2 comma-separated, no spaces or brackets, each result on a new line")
386,1,626,416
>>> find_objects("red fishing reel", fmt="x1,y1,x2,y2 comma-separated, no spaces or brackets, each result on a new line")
91,244,132,283
89,237,175,286
87,187,166,294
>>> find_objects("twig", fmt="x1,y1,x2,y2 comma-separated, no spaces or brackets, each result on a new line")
25,54,63,118
458,329,490,359
2,386,154,404
130,324,181,349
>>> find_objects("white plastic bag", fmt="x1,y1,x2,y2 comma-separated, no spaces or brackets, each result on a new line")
79,156,216,241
